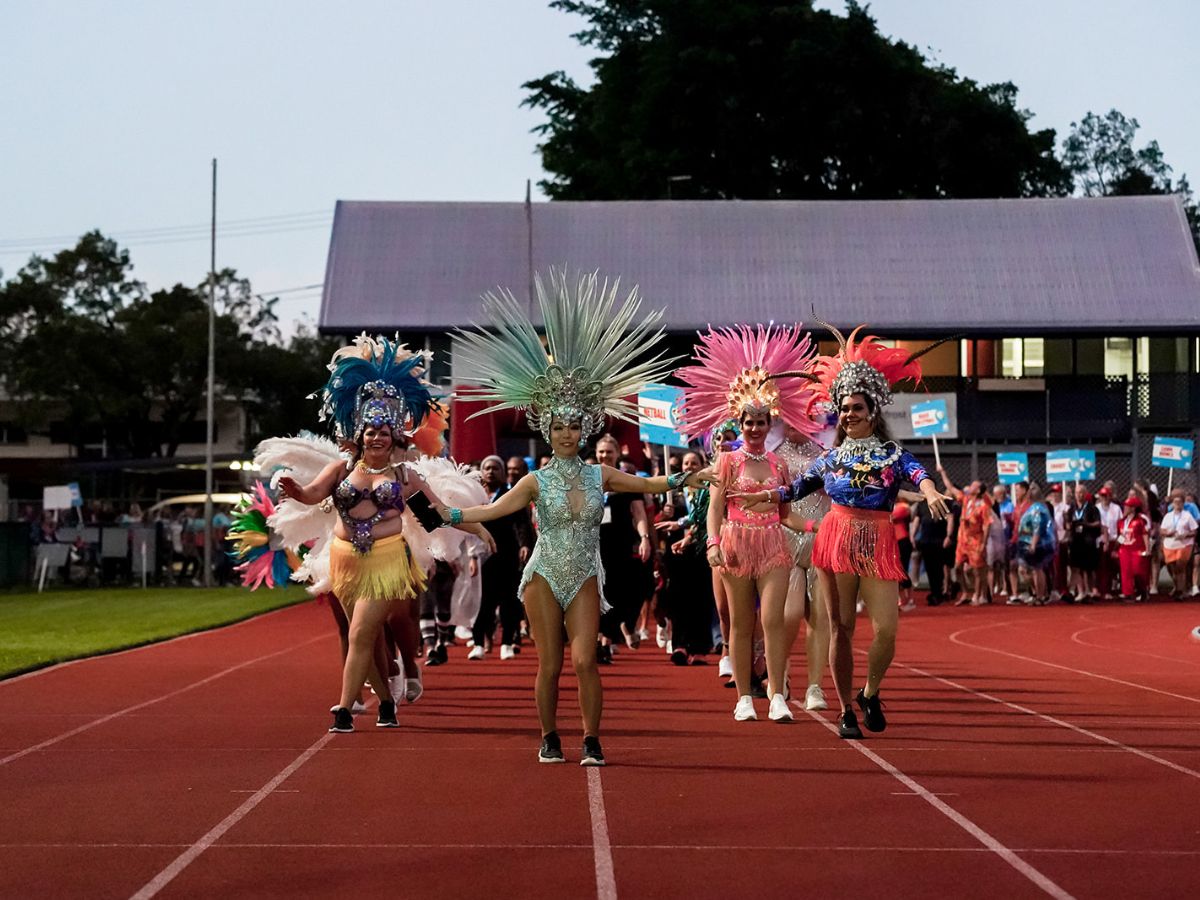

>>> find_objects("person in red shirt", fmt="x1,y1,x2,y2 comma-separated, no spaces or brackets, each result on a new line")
1117,497,1152,601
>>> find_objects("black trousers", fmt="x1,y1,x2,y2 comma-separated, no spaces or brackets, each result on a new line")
664,550,715,654
420,561,455,644
600,546,649,641
916,542,946,598
473,555,522,647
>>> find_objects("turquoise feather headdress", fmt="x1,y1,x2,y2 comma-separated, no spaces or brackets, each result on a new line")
317,334,437,440
453,268,676,441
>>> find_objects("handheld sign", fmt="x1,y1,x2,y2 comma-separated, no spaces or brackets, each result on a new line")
1152,436,1193,470
996,453,1028,485
1076,449,1096,482
911,398,950,467
910,399,950,437
637,384,687,448
1045,450,1078,484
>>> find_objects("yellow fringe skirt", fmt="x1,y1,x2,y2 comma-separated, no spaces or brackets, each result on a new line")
330,533,426,604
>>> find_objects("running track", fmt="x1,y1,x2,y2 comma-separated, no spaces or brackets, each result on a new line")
2,600,1198,899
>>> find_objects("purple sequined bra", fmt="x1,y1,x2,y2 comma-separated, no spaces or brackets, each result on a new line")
333,478,405,553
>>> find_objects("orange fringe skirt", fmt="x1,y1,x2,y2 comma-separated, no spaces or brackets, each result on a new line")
812,504,906,581
720,522,794,579
330,532,426,604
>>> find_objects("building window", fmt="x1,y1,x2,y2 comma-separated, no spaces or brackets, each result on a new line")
1000,338,1044,377
1104,337,1133,379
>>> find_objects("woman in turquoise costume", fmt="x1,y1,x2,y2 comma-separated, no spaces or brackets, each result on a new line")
441,269,710,767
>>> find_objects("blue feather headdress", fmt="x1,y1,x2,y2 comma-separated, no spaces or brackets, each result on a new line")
317,334,438,440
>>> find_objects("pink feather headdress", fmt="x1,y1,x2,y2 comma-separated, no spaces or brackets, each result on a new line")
677,324,822,441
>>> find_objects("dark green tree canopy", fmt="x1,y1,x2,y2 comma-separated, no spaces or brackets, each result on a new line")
0,232,333,458
524,0,1071,200
1063,108,1199,250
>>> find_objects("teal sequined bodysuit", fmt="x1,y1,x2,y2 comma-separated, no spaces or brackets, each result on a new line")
519,456,608,611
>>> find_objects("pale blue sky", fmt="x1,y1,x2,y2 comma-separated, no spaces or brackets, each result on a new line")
2,1,1196,331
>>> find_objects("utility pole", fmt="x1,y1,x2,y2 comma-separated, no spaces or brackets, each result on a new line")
203,159,217,588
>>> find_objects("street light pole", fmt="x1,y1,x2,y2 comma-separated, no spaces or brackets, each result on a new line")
203,159,217,588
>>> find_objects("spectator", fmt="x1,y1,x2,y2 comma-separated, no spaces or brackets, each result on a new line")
1007,481,1031,599
988,485,1012,599
1048,485,1073,601
891,497,914,611
1015,482,1055,605
507,456,530,488
912,494,952,604
1160,491,1198,600
1117,496,1152,602
1066,490,1102,602
1095,487,1122,599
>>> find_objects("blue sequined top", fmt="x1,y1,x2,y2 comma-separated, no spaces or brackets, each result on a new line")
778,438,930,511
518,457,608,611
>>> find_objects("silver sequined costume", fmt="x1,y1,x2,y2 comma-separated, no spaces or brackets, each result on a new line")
518,456,609,611
775,439,831,569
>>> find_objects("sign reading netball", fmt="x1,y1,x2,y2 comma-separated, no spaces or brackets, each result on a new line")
638,384,687,447
1152,436,1194,470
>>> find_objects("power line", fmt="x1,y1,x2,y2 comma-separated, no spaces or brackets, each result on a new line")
0,219,333,257
0,208,332,249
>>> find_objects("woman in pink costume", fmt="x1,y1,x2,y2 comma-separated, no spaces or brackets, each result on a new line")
678,325,821,723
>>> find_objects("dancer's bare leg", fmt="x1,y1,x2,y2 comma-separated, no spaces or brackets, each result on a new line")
564,579,603,735
339,597,396,709
522,575,565,736
858,577,899,698
724,574,757,697
817,569,860,709
758,566,793,698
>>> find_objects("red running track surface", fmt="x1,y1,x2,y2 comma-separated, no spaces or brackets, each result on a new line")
1,598,1199,899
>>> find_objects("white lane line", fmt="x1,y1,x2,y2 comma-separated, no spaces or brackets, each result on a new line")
794,702,1076,900
891,659,1200,782
0,602,307,685
1069,625,1200,667
129,732,333,899
3,841,1200,856
586,767,617,900
948,622,1200,705
0,634,325,769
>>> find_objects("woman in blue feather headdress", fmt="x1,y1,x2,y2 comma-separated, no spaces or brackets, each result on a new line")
277,334,495,734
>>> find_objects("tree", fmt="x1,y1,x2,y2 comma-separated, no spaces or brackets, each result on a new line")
0,233,327,458
1062,109,1200,251
523,0,1071,200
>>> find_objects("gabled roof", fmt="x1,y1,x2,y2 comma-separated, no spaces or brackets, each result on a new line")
319,196,1200,336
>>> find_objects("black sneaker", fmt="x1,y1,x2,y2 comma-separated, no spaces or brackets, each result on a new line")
538,731,566,764
596,643,613,665
580,735,606,767
376,699,399,728
425,644,447,667
670,647,689,666
856,688,887,732
328,706,354,733
838,707,863,739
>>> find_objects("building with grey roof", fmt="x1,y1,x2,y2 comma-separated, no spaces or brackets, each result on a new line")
318,196,1200,475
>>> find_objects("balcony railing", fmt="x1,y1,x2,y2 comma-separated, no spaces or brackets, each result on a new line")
912,374,1199,444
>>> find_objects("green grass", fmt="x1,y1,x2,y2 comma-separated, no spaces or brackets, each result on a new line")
0,585,311,679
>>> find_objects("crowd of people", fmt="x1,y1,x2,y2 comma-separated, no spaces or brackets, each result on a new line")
891,471,1200,606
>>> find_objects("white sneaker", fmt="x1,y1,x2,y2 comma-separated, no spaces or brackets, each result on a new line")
734,695,757,721
637,627,651,642
388,672,405,701
804,684,828,711
855,599,866,614
499,644,515,660
768,693,794,722
454,626,473,641
655,624,669,648
718,655,733,679
467,645,485,660
1191,585,1199,597
899,600,916,612
404,671,423,704
351,700,367,714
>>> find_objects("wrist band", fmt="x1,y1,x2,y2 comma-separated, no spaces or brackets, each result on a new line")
705,536,720,548
666,471,688,490
804,520,816,533
776,486,789,504
639,533,650,541
449,507,463,526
